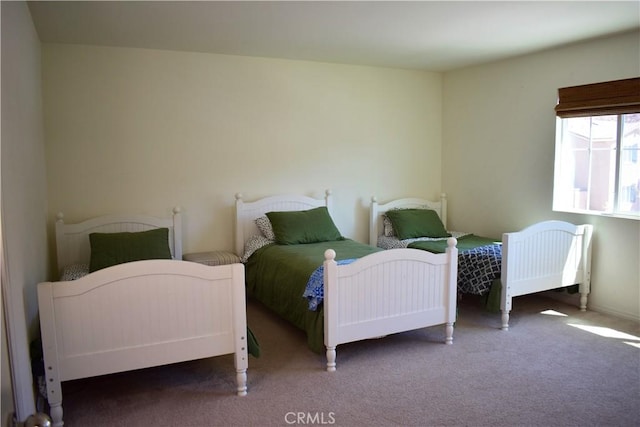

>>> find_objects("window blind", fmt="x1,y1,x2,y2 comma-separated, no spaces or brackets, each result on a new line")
555,77,640,118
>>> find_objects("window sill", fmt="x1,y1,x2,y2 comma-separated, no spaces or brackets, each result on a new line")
553,208,640,221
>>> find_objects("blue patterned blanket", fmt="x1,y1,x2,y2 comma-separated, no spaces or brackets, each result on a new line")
303,259,356,310
456,244,502,295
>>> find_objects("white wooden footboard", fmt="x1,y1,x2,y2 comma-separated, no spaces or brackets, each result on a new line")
38,260,247,427
500,221,593,330
323,240,458,371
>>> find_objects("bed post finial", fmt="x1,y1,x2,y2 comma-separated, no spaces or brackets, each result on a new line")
371,196,378,203
325,189,332,197
324,249,336,261
56,212,64,223
172,206,181,214
235,193,243,201
447,237,457,249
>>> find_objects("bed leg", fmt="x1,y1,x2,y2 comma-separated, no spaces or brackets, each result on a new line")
579,293,588,312
445,322,454,344
49,401,63,427
326,346,336,372
501,311,510,331
236,369,247,396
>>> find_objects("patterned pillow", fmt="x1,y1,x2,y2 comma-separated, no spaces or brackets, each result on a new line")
60,263,89,281
241,235,274,263
383,215,395,237
255,216,276,241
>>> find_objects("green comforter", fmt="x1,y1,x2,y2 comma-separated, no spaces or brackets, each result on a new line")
408,234,499,253
245,239,381,353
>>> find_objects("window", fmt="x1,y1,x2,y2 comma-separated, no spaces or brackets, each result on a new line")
553,78,640,220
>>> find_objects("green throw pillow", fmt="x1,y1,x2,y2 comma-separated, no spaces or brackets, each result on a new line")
89,228,172,272
385,209,451,240
266,207,343,245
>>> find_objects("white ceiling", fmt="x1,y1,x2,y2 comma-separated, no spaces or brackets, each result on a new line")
27,1,640,71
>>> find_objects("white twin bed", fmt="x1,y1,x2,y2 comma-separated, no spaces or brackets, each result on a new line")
235,190,459,371
370,194,593,330
38,208,248,427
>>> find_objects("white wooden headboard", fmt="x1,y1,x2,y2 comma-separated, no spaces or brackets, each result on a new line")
55,207,183,274
369,194,447,247
234,190,333,256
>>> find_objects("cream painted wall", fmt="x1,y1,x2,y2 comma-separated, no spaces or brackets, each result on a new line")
443,30,640,321
42,44,442,264
1,0,48,421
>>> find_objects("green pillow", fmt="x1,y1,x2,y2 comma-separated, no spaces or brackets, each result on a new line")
89,228,172,272
385,209,451,240
266,207,343,245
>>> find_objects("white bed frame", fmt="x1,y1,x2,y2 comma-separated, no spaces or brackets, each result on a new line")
235,190,458,371
39,209,248,427
501,220,592,329
370,196,593,331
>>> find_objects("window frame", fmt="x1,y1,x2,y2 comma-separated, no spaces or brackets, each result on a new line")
553,78,640,221
553,114,639,220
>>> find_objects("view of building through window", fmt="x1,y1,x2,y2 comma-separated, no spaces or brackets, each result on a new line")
554,113,640,218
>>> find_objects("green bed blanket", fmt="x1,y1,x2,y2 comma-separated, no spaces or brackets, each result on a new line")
247,327,260,357
245,239,381,353
408,234,500,253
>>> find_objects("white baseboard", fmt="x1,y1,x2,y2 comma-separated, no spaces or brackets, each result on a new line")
587,303,640,323
542,290,640,323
